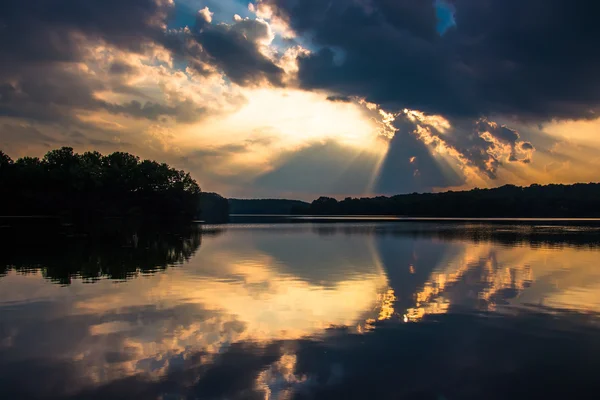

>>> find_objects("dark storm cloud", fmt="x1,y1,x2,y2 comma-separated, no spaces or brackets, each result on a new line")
260,0,600,121
0,0,284,130
0,0,173,71
0,0,187,125
176,14,285,86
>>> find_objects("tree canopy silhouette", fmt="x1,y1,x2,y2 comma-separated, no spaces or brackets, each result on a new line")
0,147,201,222
199,192,230,223
304,184,600,218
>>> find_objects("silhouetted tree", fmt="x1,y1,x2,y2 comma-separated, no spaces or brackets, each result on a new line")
311,197,340,215
0,151,12,167
199,192,229,223
0,147,202,223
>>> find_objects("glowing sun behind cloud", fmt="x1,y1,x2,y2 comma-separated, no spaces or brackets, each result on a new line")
181,88,386,151
172,88,390,196
5,0,600,199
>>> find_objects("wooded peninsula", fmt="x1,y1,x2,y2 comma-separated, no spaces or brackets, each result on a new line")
0,147,221,223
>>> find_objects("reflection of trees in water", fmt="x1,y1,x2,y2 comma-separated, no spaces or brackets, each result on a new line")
0,223,220,284
311,222,600,248
423,224,600,249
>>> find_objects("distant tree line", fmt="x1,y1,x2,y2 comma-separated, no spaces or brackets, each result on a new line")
0,147,202,223
299,184,600,217
229,199,309,215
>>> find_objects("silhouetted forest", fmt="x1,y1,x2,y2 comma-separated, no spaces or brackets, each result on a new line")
300,184,600,217
199,192,229,223
0,147,201,223
229,199,309,214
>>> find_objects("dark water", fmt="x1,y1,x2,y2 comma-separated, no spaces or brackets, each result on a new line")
2,221,600,399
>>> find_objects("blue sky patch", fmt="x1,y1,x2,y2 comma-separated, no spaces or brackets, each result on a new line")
435,0,456,35
168,0,252,29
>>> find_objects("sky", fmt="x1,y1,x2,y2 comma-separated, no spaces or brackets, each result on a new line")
2,0,600,200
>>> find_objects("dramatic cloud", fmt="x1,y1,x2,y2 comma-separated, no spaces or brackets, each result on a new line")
0,0,199,127
0,0,282,130
389,110,536,180
0,0,173,70
1,0,600,197
475,119,535,164
259,0,600,120
176,12,285,86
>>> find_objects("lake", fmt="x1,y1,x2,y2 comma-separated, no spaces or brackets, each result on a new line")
2,220,600,399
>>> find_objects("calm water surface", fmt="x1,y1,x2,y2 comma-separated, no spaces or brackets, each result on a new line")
2,221,600,399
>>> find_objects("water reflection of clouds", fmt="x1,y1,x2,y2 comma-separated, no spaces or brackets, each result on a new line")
72,232,391,338
0,226,391,397
2,223,600,398
403,241,600,322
